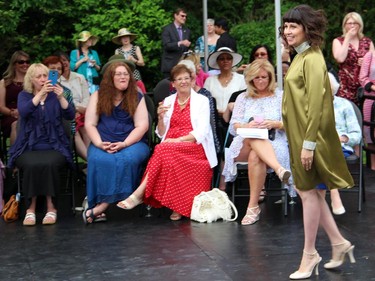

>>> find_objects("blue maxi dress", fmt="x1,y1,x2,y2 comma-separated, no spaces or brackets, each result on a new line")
86,94,150,208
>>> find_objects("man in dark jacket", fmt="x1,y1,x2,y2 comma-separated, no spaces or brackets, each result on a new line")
214,18,237,52
161,8,191,78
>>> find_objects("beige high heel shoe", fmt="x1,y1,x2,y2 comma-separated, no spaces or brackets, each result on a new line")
289,250,322,280
324,240,356,269
277,167,291,184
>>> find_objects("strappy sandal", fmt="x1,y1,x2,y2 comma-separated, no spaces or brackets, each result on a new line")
42,211,57,225
23,212,36,226
82,208,95,225
117,194,143,210
241,206,261,225
277,167,291,183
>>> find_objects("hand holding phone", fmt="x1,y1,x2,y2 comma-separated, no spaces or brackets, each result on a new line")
48,70,58,86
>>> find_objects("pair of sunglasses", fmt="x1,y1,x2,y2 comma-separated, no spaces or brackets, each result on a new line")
16,60,31,65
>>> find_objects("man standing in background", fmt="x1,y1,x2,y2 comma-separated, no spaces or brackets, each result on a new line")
214,18,237,52
161,8,191,78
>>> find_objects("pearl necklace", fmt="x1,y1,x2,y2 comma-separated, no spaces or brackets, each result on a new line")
177,95,190,106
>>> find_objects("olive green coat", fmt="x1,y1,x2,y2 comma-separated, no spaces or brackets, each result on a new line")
282,47,354,190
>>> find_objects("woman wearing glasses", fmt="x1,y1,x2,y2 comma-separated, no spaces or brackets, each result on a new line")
117,64,217,221
83,62,150,224
332,12,374,104
0,51,30,145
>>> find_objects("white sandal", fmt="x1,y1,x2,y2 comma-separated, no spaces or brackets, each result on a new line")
117,194,143,210
241,206,260,225
42,211,57,225
23,212,36,226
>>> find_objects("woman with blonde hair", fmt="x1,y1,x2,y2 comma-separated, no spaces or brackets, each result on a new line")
222,59,292,225
332,12,374,103
8,63,75,226
0,51,30,145
180,51,209,87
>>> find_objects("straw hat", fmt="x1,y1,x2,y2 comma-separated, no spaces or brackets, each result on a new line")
76,31,98,47
207,47,243,70
101,54,136,75
112,28,137,45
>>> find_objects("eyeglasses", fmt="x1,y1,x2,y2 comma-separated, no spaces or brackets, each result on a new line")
217,56,233,61
180,14,187,18
346,22,359,26
114,72,130,77
254,52,268,57
253,76,269,81
174,77,191,83
16,60,30,65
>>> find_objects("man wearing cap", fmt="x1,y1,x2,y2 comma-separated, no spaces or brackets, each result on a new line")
161,7,191,78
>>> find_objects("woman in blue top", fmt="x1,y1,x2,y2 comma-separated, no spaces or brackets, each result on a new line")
194,18,220,69
83,61,150,224
8,63,75,226
70,31,101,94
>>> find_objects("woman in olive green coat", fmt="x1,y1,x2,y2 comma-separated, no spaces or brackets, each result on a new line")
280,5,355,280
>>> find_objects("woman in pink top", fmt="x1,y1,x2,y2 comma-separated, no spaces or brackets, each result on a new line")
359,50,375,170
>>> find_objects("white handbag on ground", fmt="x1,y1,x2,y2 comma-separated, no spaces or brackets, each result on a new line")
191,188,238,223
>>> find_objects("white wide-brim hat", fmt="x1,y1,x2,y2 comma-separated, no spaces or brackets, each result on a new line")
207,47,243,70
112,28,137,45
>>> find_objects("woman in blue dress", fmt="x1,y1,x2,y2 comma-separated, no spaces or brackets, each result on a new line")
83,61,149,224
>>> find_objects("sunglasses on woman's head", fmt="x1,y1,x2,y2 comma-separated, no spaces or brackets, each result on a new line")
16,60,31,65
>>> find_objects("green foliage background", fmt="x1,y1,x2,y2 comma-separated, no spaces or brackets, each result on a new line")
1,0,374,90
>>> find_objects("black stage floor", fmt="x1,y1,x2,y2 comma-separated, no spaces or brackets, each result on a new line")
1,168,374,281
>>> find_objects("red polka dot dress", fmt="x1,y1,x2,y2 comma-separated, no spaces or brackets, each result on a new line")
143,99,213,217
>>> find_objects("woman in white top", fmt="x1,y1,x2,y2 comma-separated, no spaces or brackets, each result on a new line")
204,47,246,147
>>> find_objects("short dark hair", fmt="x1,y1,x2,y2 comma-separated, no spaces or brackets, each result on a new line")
174,7,186,16
214,18,229,31
279,4,327,48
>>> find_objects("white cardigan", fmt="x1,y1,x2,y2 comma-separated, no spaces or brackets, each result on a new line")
156,90,218,168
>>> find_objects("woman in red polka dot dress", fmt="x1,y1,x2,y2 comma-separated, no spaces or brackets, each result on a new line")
117,64,217,220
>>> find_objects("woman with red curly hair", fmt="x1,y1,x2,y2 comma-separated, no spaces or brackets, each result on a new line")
83,62,149,224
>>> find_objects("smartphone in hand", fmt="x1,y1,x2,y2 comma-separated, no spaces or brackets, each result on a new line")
48,70,58,86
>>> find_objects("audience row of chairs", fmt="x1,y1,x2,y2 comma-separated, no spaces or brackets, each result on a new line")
1,87,369,218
